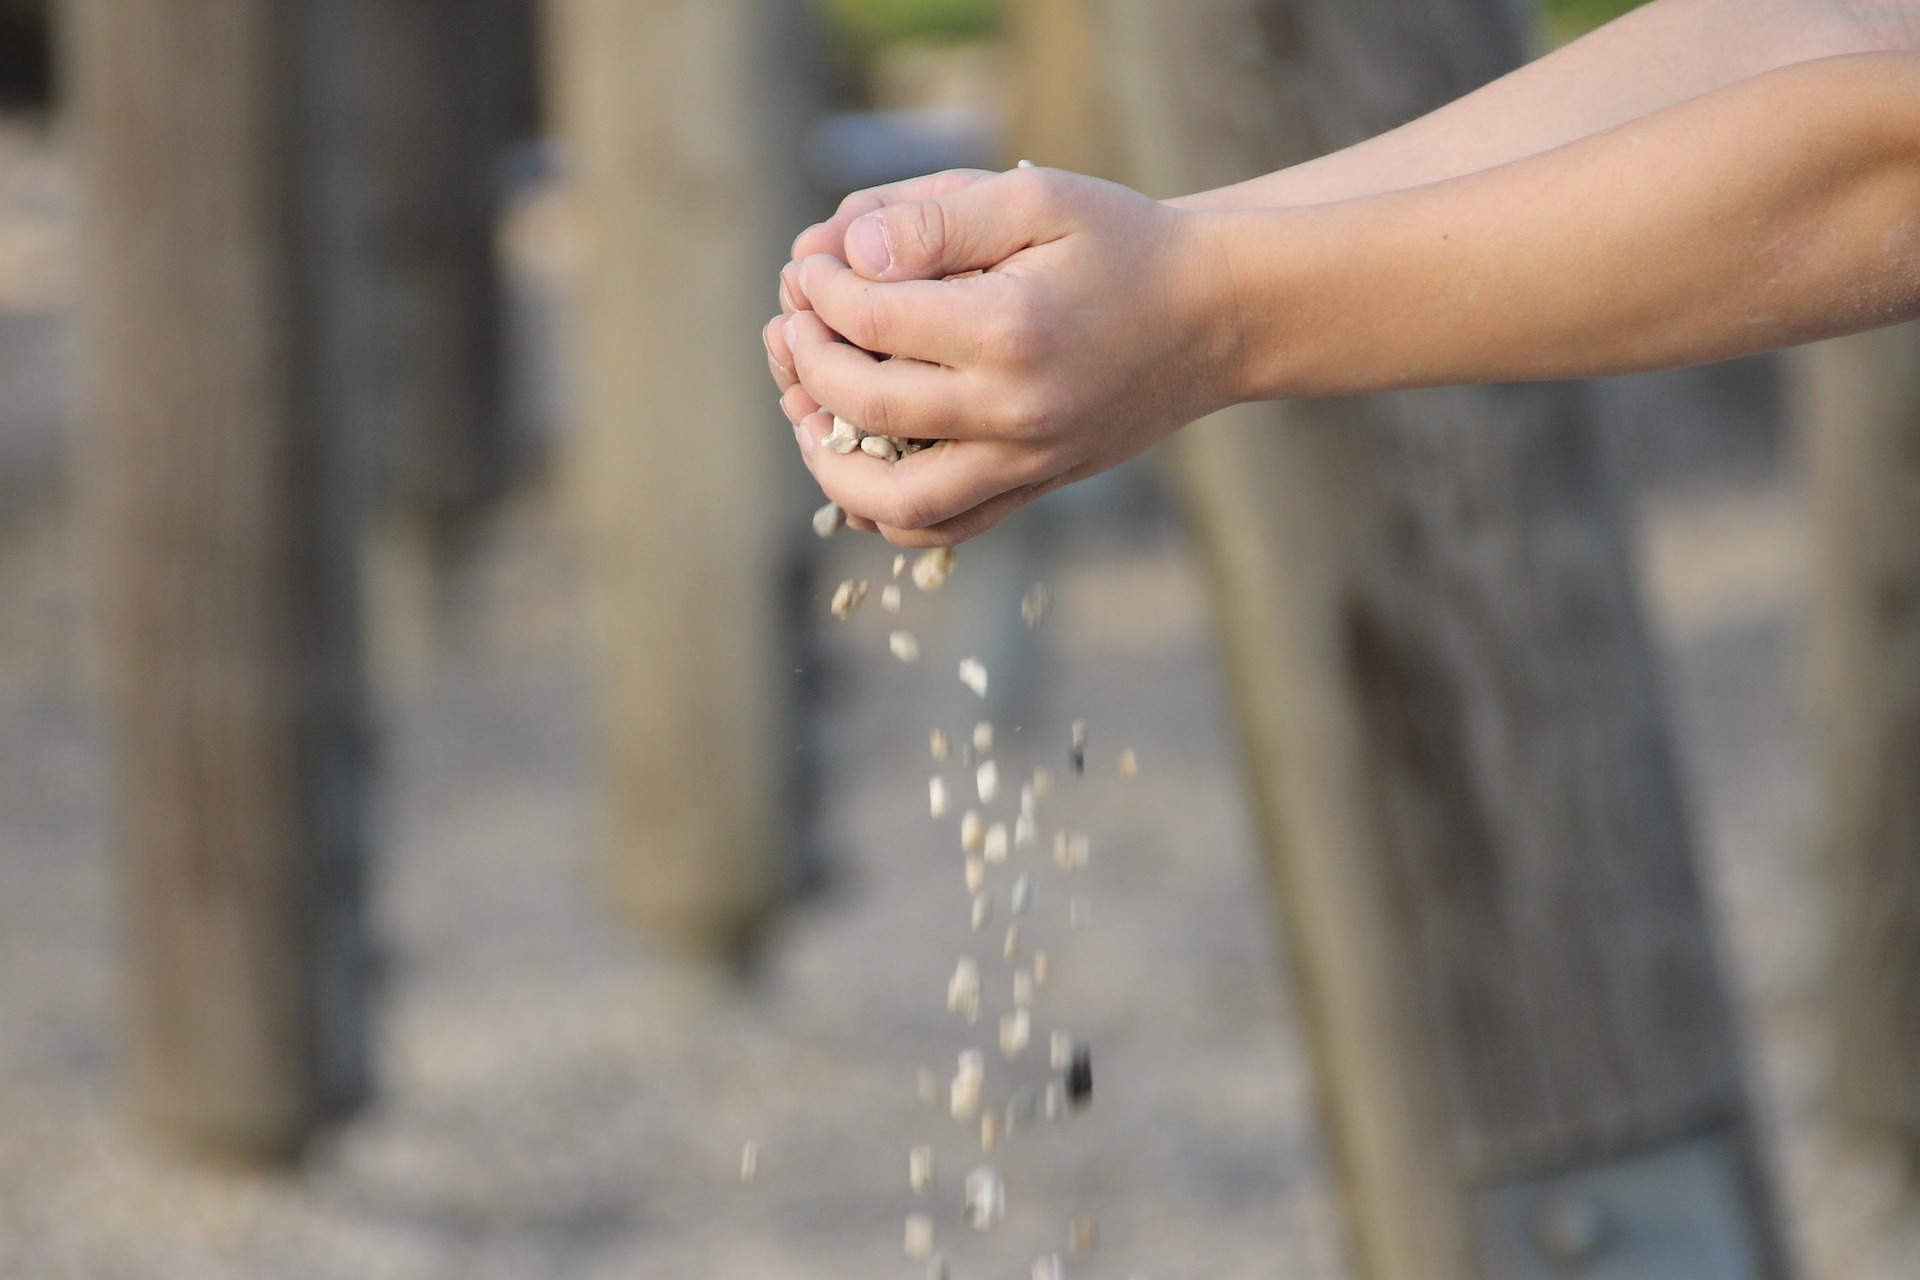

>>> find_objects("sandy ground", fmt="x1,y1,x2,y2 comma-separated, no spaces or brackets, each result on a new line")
3,119,1920,1279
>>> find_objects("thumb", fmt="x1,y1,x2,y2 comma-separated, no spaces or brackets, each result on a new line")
843,169,1065,282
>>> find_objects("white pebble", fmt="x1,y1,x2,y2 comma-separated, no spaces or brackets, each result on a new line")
981,1110,999,1152
949,1077,980,1121
1014,812,1037,848
1033,951,1049,984
929,777,949,818
931,729,951,761
1019,783,1037,817
830,579,868,619
890,630,921,663
1118,747,1138,778
964,856,986,894
1021,582,1050,627
893,553,908,579
983,822,1009,864
1033,1254,1063,1280
1053,829,1090,872
1031,767,1054,798
951,1050,985,1117
913,547,957,591
826,415,862,453
881,583,902,613
910,1145,937,1193
740,1140,760,1183
972,721,994,754
971,892,992,931
862,433,899,461
1051,1031,1073,1070
906,1213,935,1260
1000,1008,1030,1059
960,809,984,853
1011,872,1034,916
1013,969,1034,1008
958,657,989,698
811,501,846,539
1003,924,1021,959
964,1165,1005,1229
947,958,981,1021
976,760,999,804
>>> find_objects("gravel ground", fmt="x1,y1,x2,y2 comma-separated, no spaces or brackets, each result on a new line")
3,117,1920,1279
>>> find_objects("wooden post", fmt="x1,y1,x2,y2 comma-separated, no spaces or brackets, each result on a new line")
358,0,534,545
71,0,374,1159
1086,2,1790,1275
1796,323,1920,1139
545,0,815,958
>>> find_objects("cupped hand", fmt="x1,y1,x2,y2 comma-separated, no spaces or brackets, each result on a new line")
778,166,1236,545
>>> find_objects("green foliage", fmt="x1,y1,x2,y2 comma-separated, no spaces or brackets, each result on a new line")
826,0,1004,49
1539,0,1652,42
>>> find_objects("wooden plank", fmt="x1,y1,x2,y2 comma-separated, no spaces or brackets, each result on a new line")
1089,1,1788,1274
71,0,373,1159
545,0,816,957
1796,323,1920,1134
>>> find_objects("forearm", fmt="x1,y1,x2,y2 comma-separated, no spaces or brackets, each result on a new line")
1203,53,1920,398
1174,0,1917,211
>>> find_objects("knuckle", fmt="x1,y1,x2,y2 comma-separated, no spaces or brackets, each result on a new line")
882,489,938,532
897,201,950,268
851,387,896,439
841,287,885,351
998,388,1061,443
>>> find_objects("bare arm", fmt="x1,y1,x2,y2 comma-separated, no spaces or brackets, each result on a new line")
1175,0,1920,209
1210,52,1920,396
778,53,1920,544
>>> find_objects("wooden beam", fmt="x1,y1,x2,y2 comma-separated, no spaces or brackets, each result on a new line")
1090,1,1790,1274
70,0,374,1160
545,0,816,958
1796,323,1920,1137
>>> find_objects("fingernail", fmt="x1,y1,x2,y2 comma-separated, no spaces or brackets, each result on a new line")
783,318,797,351
779,277,795,312
795,421,813,453
847,214,892,277
780,398,798,426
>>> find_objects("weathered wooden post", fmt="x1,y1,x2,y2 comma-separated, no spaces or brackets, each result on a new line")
359,0,534,545
70,0,374,1159
1068,0,1793,1274
1795,323,1920,1143
545,0,816,958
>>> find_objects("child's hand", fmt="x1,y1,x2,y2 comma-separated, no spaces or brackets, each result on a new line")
772,167,1236,545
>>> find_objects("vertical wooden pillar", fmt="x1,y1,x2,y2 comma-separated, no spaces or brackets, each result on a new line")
360,0,533,541
1087,1,1789,1275
1797,323,1920,1137
71,0,374,1159
545,0,814,958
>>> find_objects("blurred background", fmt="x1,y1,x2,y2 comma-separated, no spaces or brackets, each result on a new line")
3,1,1920,1277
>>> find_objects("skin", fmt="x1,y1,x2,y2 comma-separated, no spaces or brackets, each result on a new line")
765,0,1920,546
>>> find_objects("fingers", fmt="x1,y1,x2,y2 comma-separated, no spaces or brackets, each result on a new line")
794,408,1051,536
798,254,1000,368
791,169,996,263
786,310,983,441
841,167,1073,284
765,316,798,394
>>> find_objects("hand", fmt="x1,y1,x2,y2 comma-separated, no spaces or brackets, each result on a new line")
765,171,999,536
776,166,1235,545
766,168,995,400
